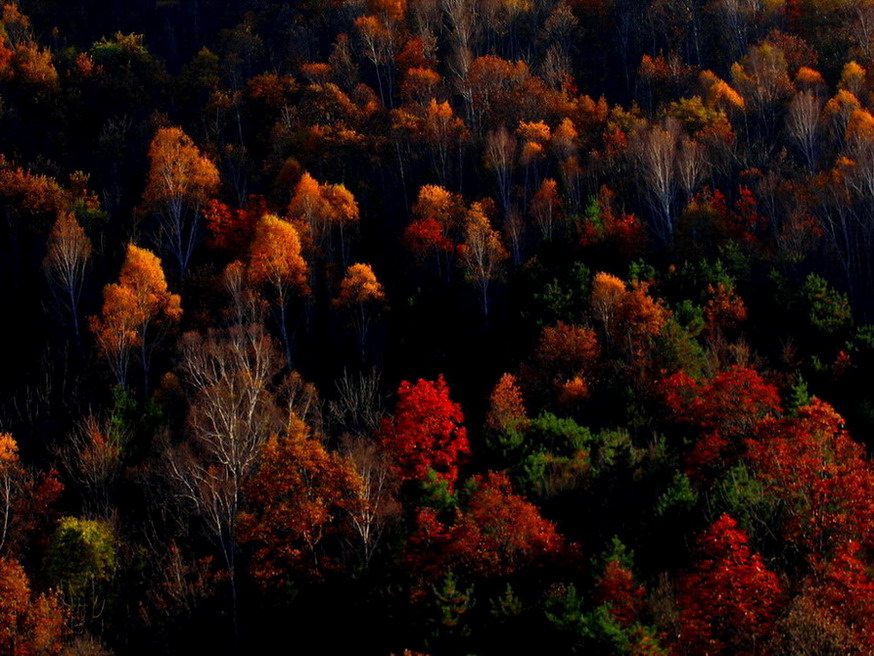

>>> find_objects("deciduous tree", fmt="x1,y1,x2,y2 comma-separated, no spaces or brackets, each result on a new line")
238,417,363,584
334,263,386,361
379,375,469,489
43,212,91,344
142,126,220,276
246,214,309,364
459,201,508,317
89,244,182,387
676,513,783,655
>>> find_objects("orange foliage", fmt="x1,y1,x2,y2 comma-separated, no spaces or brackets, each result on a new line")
246,214,309,295
486,373,528,436
591,273,667,355
334,262,385,307
239,418,363,585
89,245,182,383
0,557,67,655
704,282,748,335
143,126,220,210
534,322,599,400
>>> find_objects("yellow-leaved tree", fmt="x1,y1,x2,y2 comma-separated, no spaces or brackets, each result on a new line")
460,201,508,318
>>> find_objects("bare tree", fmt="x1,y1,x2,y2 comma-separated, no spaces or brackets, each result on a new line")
633,119,681,245
486,126,516,218
43,212,92,344
786,90,823,172
164,323,285,628
677,135,707,201
341,434,400,567
327,368,385,437
56,414,124,518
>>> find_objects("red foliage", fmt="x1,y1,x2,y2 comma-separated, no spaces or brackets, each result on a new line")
746,399,874,552
578,186,645,255
379,375,469,488
664,365,782,435
203,195,268,256
728,187,767,243
664,365,781,477
402,217,453,260
595,559,645,627
405,507,452,583
807,541,874,646
449,472,563,577
676,514,783,655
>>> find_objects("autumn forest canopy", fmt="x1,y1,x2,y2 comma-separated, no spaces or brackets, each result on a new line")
3,0,874,654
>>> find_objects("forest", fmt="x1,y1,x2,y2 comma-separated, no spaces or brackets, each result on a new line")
1,0,873,654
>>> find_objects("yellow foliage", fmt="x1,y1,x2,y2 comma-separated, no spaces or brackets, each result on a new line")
845,108,874,143
412,184,463,226
143,126,220,208
247,214,309,295
839,61,866,96
336,263,386,307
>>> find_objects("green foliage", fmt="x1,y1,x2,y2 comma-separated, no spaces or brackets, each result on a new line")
489,583,523,620
675,258,735,302
46,516,116,599
590,429,643,473
90,32,153,63
673,300,705,338
717,242,751,283
655,472,698,517
527,412,593,455
801,274,852,334
545,583,586,634
628,259,658,286
665,95,723,134
107,384,162,460
711,464,780,545
655,317,708,380
598,536,635,571
786,378,811,416
546,582,665,655
520,450,589,498
419,468,459,513
486,426,526,463
430,571,474,641
582,195,603,236
532,261,591,326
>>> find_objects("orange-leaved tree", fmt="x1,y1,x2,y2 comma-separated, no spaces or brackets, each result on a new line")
459,201,508,317
142,126,220,276
0,557,67,655
90,244,182,387
238,417,363,586
448,471,563,578
245,214,309,365
333,262,386,362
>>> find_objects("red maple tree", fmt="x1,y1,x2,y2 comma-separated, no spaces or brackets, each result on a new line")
379,375,469,488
